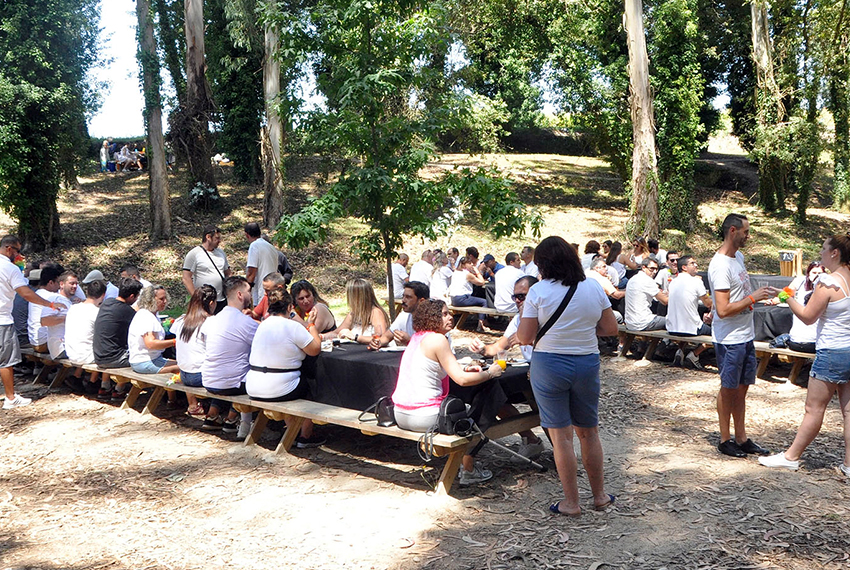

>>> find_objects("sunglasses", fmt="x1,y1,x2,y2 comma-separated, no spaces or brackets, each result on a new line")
511,293,527,301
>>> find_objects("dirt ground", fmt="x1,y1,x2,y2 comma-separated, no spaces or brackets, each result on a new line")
2,341,848,570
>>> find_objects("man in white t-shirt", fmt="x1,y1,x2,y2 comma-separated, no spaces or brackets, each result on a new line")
1,235,55,409
624,258,668,331
408,250,433,287
28,265,63,353
244,222,280,306
648,238,667,267
42,271,79,359
389,253,409,299
81,270,119,300
120,265,152,289
470,275,545,459
520,246,539,278
493,252,525,312
655,251,680,294
372,281,430,348
182,225,232,311
708,213,773,459
666,255,713,369
63,279,107,392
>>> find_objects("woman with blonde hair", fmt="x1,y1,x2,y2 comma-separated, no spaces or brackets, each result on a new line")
127,285,179,375
329,278,390,345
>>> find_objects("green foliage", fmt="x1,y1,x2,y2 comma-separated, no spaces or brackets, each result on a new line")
0,0,99,250
188,181,221,209
439,92,509,153
275,0,540,298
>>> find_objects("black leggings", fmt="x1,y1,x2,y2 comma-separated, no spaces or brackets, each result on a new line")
248,377,311,402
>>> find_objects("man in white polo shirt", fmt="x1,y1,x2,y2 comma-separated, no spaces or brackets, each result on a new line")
244,222,280,306
493,252,525,312
408,250,433,287
708,213,773,459
183,225,232,313
1,235,55,409
624,258,668,331
666,255,712,369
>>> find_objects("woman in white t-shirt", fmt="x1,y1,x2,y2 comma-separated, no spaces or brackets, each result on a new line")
128,286,179,375
429,252,453,299
172,284,217,416
448,256,488,331
759,235,850,477
517,236,619,516
247,287,323,446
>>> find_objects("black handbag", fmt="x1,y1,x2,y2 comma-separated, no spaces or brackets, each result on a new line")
358,396,396,427
437,396,470,435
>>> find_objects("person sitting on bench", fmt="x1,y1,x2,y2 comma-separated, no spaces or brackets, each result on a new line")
326,278,389,345
449,256,488,332
93,277,143,400
625,258,668,332
128,286,180,375
371,281,429,348
666,255,713,370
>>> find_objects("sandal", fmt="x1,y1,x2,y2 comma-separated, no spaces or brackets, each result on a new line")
594,494,616,511
549,501,581,517
186,403,205,416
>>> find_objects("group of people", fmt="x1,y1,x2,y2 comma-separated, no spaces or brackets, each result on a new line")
2,211,848,511
100,140,144,173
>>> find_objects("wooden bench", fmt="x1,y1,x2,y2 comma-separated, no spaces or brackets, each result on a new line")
616,326,815,383
22,348,539,495
447,305,517,329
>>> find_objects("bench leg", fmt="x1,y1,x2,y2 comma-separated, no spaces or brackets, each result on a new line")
275,416,305,454
455,313,468,330
756,352,771,379
243,412,269,447
435,448,465,496
120,383,144,410
32,364,54,386
49,366,71,390
619,334,635,357
642,338,661,361
788,358,806,385
142,387,167,415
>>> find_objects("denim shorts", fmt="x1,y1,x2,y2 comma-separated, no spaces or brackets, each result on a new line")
715,341,757,389
529,352,601,429
180,370,203,387
810,348,850,385
131,356,169,374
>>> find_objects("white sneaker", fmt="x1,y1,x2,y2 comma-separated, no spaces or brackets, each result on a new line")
840,464,850,478
236,420,253,440
3,394,32,409
458,464,493,486
673,349,684,366
685,351,705,370
515,437,545,461
758,452,799,471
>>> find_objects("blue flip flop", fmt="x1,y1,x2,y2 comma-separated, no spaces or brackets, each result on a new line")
549,501,581,517
594,494,616,511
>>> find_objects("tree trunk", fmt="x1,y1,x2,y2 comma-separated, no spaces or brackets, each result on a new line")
262,25,285,228
138,0,172,240
385,252,397,320
624,0,659,237
153,0,186,105
183,0,215,187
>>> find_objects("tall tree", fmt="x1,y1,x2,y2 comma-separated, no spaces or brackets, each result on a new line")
262,7,285,227
624,0,660,236
152,0,186,105
0,0,99,250
826,0,850,210
137,0,172,239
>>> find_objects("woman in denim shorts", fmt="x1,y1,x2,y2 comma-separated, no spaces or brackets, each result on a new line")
759,234,850,477
517,237,620,516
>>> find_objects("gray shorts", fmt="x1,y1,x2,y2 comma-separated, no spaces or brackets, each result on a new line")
0,324,22,368
639,316,666,331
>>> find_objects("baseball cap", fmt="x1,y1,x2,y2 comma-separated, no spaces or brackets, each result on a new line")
28,269,41,283
82,270,105,284
482,254,495,263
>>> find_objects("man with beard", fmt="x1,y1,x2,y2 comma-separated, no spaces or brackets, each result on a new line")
371,281,429,347
199,276,258,432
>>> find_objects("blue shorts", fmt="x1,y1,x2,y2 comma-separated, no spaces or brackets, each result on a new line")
810,348,850,385
131,356,169,374
180,370,203,387
715,341,757,389
529,352,600,429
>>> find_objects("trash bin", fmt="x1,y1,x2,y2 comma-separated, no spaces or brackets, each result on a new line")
779,249,802,277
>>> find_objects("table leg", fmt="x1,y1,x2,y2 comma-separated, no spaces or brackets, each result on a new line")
243,412,269,447
275,415,305,454
435,448,465,496
755,352,771,379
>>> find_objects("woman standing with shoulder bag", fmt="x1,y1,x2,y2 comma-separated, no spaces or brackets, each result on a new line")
517,236,619,516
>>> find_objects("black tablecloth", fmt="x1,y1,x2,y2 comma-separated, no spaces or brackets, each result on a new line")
753,304,793,341
307,344,531,430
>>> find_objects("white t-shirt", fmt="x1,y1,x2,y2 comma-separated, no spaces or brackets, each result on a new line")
522,260,539,278
655,268,676,293
390,264,408,299
45,294,72,358
0,257,28,325
581,253,597,270
199,306,258,389
64,302,100,364
708,251,754,344
28,289,54,345
666,272,708,335
183,246,230,301
246,316,314,399
610,261,626,283
504,314,532,361
449,270,472,297
430,266,453,298
247,238,280,305
389,311,414,337
524,278,610,355
105,282,119,299
171,315,206,373
789,282,818,344
494,265,524,312
409,260,433,287
625,271,661,330
128,309,165,364
585,268,617,296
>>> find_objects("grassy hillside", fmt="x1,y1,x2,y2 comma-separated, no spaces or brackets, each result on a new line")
0,151,844,315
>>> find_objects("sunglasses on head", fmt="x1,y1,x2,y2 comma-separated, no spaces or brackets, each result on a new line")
511,293,527,301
